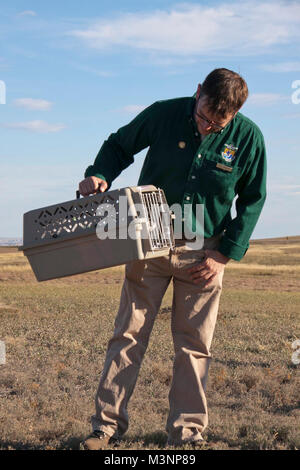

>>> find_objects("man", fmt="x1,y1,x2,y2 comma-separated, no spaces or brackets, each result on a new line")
79,68,267,449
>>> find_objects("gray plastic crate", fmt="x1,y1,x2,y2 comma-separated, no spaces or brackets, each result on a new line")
19,185,175,281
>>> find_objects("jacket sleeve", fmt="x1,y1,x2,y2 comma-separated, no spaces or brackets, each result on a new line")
84,102,159,188
218,132,267,261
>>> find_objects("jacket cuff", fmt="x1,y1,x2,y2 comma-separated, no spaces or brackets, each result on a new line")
84,166,111,187
218,236,249,261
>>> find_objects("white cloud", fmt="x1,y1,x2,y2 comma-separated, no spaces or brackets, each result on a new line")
68,2,300,57
262,62,300,72
144,54,197,67
247,93,287,106
2,120,66,133
13,98,53,110
19,11,37,17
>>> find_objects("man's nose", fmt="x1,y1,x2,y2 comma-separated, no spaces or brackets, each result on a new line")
202,121,213,130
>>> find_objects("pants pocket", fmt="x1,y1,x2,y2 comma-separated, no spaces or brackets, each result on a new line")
173,248,206,270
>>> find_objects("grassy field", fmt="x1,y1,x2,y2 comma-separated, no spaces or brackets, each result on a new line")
0,237,299,450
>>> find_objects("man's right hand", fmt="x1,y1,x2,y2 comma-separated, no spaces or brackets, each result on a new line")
78,176,108,196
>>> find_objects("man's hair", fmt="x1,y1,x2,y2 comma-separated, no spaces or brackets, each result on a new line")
199,68,249,117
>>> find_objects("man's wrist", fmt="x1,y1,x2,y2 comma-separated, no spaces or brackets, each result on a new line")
216,251,230,264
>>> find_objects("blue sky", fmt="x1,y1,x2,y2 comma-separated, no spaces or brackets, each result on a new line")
1,0,300,239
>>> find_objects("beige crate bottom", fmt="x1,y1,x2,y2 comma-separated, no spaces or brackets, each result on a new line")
24,233,170,281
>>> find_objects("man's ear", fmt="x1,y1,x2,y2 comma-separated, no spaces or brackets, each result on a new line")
195,83,201,100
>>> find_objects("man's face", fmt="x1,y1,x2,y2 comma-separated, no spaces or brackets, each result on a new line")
194,95,236,136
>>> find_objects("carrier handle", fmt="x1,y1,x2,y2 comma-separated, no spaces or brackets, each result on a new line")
76,184,102,199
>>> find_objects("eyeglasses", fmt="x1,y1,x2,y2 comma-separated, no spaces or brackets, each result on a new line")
194,103,226,132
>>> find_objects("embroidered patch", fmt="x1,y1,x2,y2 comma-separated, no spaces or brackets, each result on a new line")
222,144,238,162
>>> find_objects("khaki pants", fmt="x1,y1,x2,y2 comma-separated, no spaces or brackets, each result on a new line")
91,234,224,444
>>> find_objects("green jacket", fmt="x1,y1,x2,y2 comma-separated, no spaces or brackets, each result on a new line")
85,97,267,261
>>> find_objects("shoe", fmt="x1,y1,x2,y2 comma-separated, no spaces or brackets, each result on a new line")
79,430,120,450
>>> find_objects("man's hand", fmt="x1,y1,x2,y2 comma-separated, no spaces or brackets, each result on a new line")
78,176,108,196
187,249,230,287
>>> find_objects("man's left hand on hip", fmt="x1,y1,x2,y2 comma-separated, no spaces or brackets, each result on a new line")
187,250,230,287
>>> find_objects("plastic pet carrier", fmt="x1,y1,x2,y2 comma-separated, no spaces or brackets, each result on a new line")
19,185,175,281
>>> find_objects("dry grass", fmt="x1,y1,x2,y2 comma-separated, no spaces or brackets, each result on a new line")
0,238,299,451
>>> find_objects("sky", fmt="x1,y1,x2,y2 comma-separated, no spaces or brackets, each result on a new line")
0,0,300,239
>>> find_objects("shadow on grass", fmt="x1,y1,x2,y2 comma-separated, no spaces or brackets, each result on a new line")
124,430,168,448
0,433,167,451
2,431,290,451
0,436,83,451
120,432,224,450
0,440,45,450
0,435,236,451
214,358,271,368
